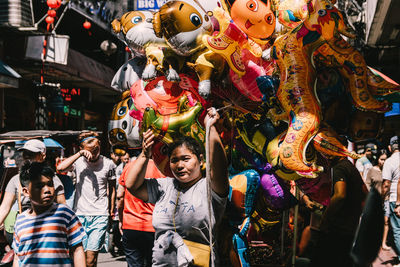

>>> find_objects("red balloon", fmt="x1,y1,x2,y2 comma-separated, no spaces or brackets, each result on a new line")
47,9,57,17
83,21,91,30
45,16,54,24
46,0,61,9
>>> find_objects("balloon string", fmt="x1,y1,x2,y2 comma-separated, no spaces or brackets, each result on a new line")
205,108,214,267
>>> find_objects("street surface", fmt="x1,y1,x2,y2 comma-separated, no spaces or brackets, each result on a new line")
98,252,126,267
97,247,398,267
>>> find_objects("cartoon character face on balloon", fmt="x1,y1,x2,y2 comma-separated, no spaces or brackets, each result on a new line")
153,0,217,56
224,0,276,40
108,91,141,149
112,11,164,54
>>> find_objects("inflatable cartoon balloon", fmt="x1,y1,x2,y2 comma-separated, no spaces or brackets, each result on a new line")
141,95,205,175
111,11,164,91
111,11,164,54
229,169,260,267
152,0,226,98
111,57,146,92
259,163,297,210
108,91,141,149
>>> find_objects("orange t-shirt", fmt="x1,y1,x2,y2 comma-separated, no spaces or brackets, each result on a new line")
119,159,165,232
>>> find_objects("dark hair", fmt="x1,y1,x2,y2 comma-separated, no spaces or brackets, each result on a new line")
374,149,388,166
20,161,55,187
167,137,203,161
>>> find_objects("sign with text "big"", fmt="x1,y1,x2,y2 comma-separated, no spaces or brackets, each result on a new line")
136,0,167,10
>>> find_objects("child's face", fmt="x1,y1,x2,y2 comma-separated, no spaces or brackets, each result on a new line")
23,175,55,207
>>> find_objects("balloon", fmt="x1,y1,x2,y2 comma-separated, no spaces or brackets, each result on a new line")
228,169,260,267
265,0,387,178
313,128,360,159
222,0,276,42
141,95,205,175
129,74,203,121
229,50,274,102
111,11,164,55
265,131,316,181
203,7,262,76
111,56,146,92
108,91,141,149
251,191,282,233
152,0,226,98
276,0,308,29
259,163,297,210
153,0,217,56
229,169,260,221
366,67,400,102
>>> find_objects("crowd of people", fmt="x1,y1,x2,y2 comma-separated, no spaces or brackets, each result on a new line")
0,108,399,266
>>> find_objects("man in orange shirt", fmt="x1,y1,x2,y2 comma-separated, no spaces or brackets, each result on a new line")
117,159,164,267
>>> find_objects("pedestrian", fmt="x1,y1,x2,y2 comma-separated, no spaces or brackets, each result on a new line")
116,152,130,179
311,148,367,267
117,157,165,266
12,161,86,266
0,140,66,246
109,150,131,257
365,149,390,250
124,108,229,266
355,143,376,181
110,147,122,166
382,135,400,266
57,131,117,267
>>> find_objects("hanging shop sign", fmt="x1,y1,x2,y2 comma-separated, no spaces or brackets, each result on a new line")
135,0,168,11
61,87,81,103
63,105,82,117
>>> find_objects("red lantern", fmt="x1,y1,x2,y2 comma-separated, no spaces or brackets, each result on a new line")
46,0,61,9
45,16,55,24
83,21,91,30
125,46,131,52
47,9,57,17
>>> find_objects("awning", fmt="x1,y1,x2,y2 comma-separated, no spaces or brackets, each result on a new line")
0,60,21,88
15,138,64,149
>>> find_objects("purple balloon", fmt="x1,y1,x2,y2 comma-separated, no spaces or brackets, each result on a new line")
260,163,297,210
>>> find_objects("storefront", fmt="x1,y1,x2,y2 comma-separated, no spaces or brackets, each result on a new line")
0,0,128,132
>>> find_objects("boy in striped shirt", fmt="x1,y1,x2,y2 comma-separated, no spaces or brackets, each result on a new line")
12,161,86,266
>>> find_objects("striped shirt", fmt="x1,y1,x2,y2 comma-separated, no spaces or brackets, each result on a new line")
12,203,86,266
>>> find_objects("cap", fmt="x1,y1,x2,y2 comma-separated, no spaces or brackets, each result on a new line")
365,143,377,153
390,136,399,145
18,140,46,153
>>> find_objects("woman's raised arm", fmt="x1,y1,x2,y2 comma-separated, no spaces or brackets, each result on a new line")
205,108,229,197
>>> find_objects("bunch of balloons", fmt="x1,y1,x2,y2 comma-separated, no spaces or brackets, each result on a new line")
108,0,400,265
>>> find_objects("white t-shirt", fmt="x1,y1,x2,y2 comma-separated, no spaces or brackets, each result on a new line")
355,156,373,182
382,152,400,202
147,177,227,266
73,156,116,216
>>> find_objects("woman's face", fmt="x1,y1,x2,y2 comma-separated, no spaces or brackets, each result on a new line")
378,154,387,169
169,145,202,185
230,0,276,40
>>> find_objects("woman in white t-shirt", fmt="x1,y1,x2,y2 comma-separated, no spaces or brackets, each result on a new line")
125,108,228,266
